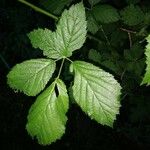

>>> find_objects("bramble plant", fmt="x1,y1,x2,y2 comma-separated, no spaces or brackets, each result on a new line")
7,0,150,146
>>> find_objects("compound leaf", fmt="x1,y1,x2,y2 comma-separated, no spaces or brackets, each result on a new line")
93,4,120,23
70,61,121,127
7,59,55,96
141,34,150,85
26,79,69,145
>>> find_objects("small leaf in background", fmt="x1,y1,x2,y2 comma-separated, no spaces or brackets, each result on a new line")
26,79,69,145
141,35,150,85
124,43,145,77
124,43,143,60
92,4,120,24
7,59,56,96
120,4,144,26
88,49,102,63
70,61,121,127
87,11,99,34
28,3,87,59
39,0,73,15
88,49,124,75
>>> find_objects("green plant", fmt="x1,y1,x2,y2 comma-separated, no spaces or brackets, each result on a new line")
6,0,150,146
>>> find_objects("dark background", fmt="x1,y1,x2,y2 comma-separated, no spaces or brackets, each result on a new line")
0,0,150,149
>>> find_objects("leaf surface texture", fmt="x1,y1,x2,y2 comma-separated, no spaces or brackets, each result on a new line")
71,61,121,127
26,79,69,145
7,59,55,96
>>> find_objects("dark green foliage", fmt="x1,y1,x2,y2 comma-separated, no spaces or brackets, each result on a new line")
120,4,144,26
92,4,120,23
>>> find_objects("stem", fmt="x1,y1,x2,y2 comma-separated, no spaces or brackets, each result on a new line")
87,34,102,44
0,53,10,69
120,27,136,34
120,69,126,81
66,57,73,63
120,27,136,48
56,58,65,79
120,93,128,101
100,25,111,46
18,0,58,20
128,32,132,48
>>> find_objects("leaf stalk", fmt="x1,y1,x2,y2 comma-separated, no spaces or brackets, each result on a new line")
56,58,65,79
18,0,58,20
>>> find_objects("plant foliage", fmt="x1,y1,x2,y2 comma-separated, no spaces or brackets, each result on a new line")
120,4,144,26
7,2,122,145
92,4,120,24
26,79,69,145
70,61,121,127
6,0,150,147
28,3,87,59
7,59,56,96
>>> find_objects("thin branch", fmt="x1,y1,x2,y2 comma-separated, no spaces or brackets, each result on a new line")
120,27,137,34
100,25,111,46
56,58,65,79
87,34,102,44
120,27,136,48
128,32,132,48
0,53,10,69
66,57,73,63
120,93,128,101
18,0,58,20
120,69,126,81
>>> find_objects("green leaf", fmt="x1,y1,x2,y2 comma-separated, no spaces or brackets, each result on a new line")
26,79,69,145
124,43,145,77
70,61,121,127
88,49,123,75
142,35,150,85
124,43,143,60
88,49,102,63
87,11,99,34
55,2,87,57
7,59,55,96
28,3,87,59
126,59,145,77
92,4,120,24
120,4,144,26
28,29,62,59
